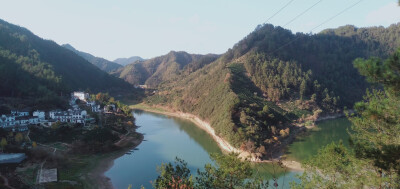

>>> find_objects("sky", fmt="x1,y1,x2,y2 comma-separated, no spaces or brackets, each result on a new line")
0,0,399,60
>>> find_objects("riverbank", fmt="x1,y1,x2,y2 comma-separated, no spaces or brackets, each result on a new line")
131,103,304,171
12,129,143,189
87,133,144,189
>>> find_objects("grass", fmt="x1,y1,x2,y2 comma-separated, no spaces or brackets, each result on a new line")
280,101,313,118
130,103,167,113
38,145,135,188
16,165,39,186
49,142,68,151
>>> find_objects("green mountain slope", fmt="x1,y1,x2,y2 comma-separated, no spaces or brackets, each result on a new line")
112,51,219,87
114,56,145,66
146,23,400,158
0,19,131,102
62,44,123,72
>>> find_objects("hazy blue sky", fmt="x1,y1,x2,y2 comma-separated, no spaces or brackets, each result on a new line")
0,0,399,60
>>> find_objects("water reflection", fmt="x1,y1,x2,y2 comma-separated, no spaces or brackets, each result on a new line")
106,111,350,189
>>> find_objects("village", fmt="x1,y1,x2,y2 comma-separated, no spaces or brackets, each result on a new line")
0,91,122,132
0,91,139,188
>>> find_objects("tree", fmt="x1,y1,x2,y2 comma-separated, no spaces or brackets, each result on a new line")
300,79,307,100
196,153,256,189
291,142,376,188
15,132,23,143
0,138,7,152
32,141,37,148
154,154,268,189
154,157,194,189
293,48,400,188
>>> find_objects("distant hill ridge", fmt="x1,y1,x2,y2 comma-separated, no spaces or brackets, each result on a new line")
114,56,145,66
62,44,123,72
112,51,220,87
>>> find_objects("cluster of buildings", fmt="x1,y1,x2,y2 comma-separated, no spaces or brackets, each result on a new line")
0,91,101,131
0,109,38,131
70,91,101,113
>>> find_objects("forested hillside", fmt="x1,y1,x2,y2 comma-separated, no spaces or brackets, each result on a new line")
112,51,219,87
62,44,123,72
146,23,400,158
0,19,131,106
226,23,400,106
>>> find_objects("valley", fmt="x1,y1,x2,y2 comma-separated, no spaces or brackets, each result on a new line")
0,1,399,187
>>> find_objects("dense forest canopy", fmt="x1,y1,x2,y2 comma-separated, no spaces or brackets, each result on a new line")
226,23,400,107
0,19,131,107
294,48,400,188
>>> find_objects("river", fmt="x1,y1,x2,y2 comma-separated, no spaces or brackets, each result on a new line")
105,110,351,189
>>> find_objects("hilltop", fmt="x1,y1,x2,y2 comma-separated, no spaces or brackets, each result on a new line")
112,51,219,87
144,23,400,159
114,56,145,66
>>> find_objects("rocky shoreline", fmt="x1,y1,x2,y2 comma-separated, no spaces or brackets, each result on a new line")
131,104,313,171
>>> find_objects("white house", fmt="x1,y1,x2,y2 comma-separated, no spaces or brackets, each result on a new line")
91,105,101,112
50,109,87,124
49,110,62,119
72,91,89,102
33,110,46,120
11,109,29,117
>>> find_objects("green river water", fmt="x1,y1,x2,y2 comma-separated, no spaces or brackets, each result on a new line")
105,110,351,189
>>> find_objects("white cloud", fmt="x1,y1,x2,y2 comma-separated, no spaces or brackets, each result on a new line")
365,2,400,26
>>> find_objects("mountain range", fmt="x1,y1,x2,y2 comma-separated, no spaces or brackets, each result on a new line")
0,17,399,156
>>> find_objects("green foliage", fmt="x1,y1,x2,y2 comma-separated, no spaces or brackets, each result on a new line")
354,48,400,95
0,137,7,151
146,23,400,158
228,24,400,107
291,142,376,188
14,132,23,143
243,52,338,112
94,92,132,116
243,53,313,101
196,153,254,189
83,127,119,143
154,158,194,189
154,154,268,189
294,48,400,188
0,19,131,103
349,48,400,184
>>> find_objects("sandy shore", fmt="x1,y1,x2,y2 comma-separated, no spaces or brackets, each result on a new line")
88,133,144,189
132,104,304,171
